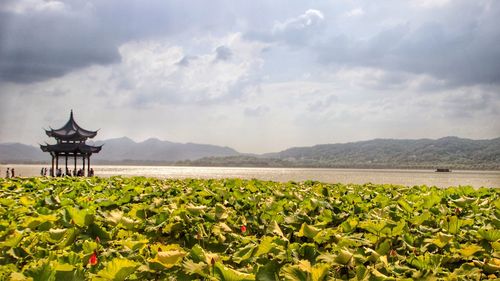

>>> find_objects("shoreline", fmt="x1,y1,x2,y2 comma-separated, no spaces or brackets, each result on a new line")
2,164,499,188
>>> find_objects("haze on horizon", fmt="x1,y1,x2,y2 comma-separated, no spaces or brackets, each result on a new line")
0,0,499,154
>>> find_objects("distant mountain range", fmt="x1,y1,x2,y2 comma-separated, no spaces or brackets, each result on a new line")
1,136,499,170
175,137,500,170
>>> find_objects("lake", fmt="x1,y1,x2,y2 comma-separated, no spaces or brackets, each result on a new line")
1,164,499,188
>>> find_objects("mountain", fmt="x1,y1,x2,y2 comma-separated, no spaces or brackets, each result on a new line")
1,136,499,169
182,137,500,170
0,137,239,164
90,137,239,162
0,143,47,163
262,136,500,169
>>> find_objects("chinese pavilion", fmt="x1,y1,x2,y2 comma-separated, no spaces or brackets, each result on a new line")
40,110,102,176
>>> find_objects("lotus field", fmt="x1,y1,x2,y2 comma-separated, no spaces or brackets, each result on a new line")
0,177,499,280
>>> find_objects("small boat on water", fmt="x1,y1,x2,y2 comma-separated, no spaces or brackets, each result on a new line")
435,168,451,172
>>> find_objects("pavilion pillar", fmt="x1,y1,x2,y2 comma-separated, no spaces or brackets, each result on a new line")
56,154,59,170
74,153,77,176
82,155,86,177
65,154,68,175
51,154,55,177
87,155,91,177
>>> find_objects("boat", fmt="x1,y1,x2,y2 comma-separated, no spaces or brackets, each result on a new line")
435,168,451,172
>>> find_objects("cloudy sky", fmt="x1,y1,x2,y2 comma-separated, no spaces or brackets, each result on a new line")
0,0,499,153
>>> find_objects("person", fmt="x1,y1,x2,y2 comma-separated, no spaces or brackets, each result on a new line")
89,168,94,177
11,168,15,178
5,168,9,179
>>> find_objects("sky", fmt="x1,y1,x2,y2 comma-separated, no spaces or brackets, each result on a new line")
0,0,499,153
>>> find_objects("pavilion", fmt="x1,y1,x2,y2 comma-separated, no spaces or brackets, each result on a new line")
40,110,102,176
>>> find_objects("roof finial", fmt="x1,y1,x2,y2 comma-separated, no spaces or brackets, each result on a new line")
70,109,74,119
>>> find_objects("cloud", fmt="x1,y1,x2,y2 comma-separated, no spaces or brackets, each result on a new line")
214,46,232,61
316,1,500,88
247,9,326,46
106,33,267,106
345,8,364,17
0,0,241,83
244,106,270,117
272,9,324,33
1,0,499,153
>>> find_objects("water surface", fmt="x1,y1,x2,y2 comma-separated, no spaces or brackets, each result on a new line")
2,164,498,188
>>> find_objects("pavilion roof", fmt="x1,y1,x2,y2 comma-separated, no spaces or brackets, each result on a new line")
40,142,102,154
45,111,98,141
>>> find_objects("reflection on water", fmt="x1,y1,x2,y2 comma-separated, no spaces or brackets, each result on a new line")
1,164,499,188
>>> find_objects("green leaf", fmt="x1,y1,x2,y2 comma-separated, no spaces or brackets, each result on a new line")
444,216,460,234
182,260,208,277
255,236,277,257
269,221,285,238
359,220,387,235
47,228,66,243
58,228,78,249
458,244,483,258
425,232,453,248
1,231,23,248
310,263,329,281
67,207,93,228
478,229,500,242
376,240,391,255
233,244,256,264
397,199,413,213
26,263,56,281
256,261,280,281
334,249,353,265
297,223,320,239
281,264,308,281
214,262,255,281
340,218,358,233
54,263,84,281
94,258,139,281
150,244,186,269
215,204,228,220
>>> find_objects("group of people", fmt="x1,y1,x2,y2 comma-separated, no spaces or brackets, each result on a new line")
4,168,15,178
2,167,95,178
41,167,95,177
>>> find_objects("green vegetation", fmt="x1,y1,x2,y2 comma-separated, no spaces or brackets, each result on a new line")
181,137,500,170
0,177,499,280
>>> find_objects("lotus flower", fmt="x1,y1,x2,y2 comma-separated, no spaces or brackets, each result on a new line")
240,225,247,233
89,251,98,266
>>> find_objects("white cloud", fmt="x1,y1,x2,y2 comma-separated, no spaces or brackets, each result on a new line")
273,9,324,33
111,33,267,105
345,8,365,17
1,0,66,14
268,9,325,44
413,0,451,9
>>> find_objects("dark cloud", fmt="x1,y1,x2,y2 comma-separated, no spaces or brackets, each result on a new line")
176,55,197,67
0,0,240,84
215,46,232,61
315,2,500,87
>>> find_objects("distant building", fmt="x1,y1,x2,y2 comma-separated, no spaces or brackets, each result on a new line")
40,110,102,176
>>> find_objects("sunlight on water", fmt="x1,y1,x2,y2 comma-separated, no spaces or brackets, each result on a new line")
1,164,499,188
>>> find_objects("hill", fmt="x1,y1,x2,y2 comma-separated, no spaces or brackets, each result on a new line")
1,136,499,170
184,137,500,170
0,137,239,164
